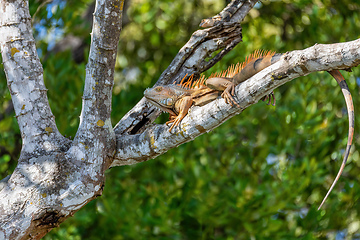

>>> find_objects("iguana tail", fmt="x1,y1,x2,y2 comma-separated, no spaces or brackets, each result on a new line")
318,70,355,210
228,54,354,209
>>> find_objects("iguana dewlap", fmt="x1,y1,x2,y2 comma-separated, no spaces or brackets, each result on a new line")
144,50,355,210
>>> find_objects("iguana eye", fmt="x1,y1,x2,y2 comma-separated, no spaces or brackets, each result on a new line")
155,87,162,92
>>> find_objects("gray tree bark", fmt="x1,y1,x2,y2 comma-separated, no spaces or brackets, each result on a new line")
0,0,122,238
0,0,359,239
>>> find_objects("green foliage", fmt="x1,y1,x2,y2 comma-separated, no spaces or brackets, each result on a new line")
0,53,20,177
1,0,360,239
43,52,85,136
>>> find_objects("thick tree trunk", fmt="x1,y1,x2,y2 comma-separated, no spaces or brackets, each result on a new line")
0,0,123,238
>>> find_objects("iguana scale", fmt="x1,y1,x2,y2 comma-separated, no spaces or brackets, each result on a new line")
144,51,354,209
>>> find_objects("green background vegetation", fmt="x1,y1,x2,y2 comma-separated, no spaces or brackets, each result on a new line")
1,0,360,239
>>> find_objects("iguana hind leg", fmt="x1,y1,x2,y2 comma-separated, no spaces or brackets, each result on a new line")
205,77,239,107
261,91,276,106
318,70,355,210
206,77,276,107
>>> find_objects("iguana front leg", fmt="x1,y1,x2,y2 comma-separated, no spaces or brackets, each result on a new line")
166,96,194,132
205,77,239,107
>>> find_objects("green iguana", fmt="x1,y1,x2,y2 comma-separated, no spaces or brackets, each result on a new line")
144,50,354,209
144,50,280,132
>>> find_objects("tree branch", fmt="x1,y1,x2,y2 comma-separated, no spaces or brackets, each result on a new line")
113,0,259,135
76,0,122,137
73,0,124,169
0,0,66,154
0,0,124,239
111,39,360,167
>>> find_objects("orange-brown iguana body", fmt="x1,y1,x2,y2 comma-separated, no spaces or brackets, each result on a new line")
144,50,280,132
144,50,354,209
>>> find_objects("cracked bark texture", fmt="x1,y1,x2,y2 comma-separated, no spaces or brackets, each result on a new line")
0,0,360,239
0,0,122,239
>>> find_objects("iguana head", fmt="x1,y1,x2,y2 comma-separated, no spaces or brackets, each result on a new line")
144,85,189,113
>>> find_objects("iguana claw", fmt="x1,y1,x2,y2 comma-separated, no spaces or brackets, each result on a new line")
261,91,276,106
221,84,240,107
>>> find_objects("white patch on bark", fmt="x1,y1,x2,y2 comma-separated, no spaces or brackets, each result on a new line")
59,180,94,208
